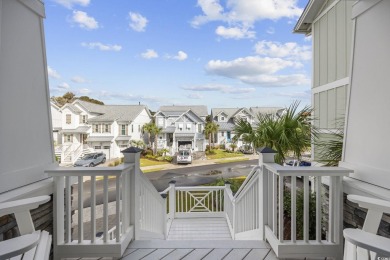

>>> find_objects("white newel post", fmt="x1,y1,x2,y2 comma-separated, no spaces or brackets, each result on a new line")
168,180,176,220
122,147,143,240
257,147,276,240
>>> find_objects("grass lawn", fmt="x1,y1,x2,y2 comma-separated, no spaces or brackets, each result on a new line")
206,149,244,160
140,158,169,167
214,157,249,164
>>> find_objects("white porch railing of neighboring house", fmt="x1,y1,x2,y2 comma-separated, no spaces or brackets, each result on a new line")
61,143,83,164
47,149,167,259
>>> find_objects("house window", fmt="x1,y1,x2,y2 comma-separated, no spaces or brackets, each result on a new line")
186,123,191,131
94,146,101,149
221,131,225,137
64,134,72,142
93,124,99,133
131,125,134,133
221,116,225,121
80,115,88,124
198,124,202,133
178,123,183,131
104,124,110,133
121,125,126,135
103,146,110,149
66,114,71,124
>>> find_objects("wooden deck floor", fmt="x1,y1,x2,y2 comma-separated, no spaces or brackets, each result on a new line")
167,218,232,240
122,240,275,260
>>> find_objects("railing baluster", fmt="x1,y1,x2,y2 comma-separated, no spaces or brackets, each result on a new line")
103,175,108,242
273,174,277,236
91,176,96,243
65,176,71,243
186,190,188,212
278,175,284,242
115,174,121,242
316,176,322,242
78,176,83,243
304,176,309,243
291,176,296,243
121,173,127,234
329,176,334,243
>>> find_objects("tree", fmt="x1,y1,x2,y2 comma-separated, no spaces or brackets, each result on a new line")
151,125,162,156
51,92,104,107
230,135,239,152
79,96,104,105
204,122,219,151
234,101,316,164
316,127,343,166
142,122,155,148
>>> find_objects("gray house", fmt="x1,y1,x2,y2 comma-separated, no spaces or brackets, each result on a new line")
155,105,208,154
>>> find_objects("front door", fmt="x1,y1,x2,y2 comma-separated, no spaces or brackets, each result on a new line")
82,134,88,144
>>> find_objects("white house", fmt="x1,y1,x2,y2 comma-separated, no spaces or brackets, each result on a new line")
211,107,283,149
155,105,208,154
59,100,151,163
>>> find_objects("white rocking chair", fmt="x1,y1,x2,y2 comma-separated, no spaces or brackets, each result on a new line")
0,196,52,260
343,194,390,259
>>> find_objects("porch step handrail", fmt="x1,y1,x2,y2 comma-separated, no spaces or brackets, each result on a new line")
233,166,260,199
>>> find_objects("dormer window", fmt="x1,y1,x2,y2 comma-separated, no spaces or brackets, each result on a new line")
221,116,225,121
186,123,191,130
178,123,183,131
80,115,88,124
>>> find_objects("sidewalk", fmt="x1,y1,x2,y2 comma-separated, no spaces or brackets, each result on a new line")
140,154,258,172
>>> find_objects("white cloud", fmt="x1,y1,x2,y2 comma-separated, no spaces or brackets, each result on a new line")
141,49,158,59
76,88,91,95
169,51,188,61
58,82,70,89
206,56,300,77
54,0,90,9
182,83,255,94
129,12,148,32
266,27,275,34
186,93,203,99
192,0,302,36
304,35,312,42
206,56,309,87
254,40,311,61
215,26,255,39
48,66,61,79
81,42,122,51
98,91,166,104
72,11,99,30
71,76,87,83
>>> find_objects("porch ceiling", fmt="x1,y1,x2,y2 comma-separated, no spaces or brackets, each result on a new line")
86,136,114,142
60,126,90,133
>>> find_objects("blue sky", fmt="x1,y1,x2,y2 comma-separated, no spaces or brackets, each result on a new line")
45,0,311,111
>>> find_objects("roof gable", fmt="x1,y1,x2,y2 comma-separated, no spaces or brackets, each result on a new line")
174,109,205,123
159,105,208,117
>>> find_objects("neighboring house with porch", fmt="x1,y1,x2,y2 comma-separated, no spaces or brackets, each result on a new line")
59,100,151,163
211,107,284,149
154,105,208,154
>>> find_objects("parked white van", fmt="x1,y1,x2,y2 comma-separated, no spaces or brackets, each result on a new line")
177,149,192,164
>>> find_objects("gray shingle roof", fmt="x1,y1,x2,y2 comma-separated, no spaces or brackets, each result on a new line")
211,108,251,120
249,107,284,117
159,105,208,117
162,126,176,133
60,126,90,133
217,122,236,131
76,100,107,114
84,104,148,122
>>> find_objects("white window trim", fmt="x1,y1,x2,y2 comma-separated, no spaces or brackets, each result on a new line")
312,77,349,94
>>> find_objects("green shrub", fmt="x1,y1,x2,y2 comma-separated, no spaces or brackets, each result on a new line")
108,162,114,167
156,156,165,161
145,154,156,160
120,157,124,163
206,149,216,155
220,144,226,150
283,188,318,240
114,160,120,166
164,156,173,162
142,149,153,157
204,177,245,194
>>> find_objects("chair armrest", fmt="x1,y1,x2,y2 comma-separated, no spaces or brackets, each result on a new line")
344,229,390,256
347,195,390,214
0,196,50,217
0,232,40,259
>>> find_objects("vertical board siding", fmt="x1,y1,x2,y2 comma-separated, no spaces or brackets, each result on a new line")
319,15,328,86
327,88,336,128
336,0,347,80
336,85,347,120
319,92,328,129
314,22,320,87
327,6,337,83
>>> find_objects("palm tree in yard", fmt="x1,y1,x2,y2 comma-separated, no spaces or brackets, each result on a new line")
204,122,219,151
234,119,258,153
234,101,316,164
151,125,162,156
142,122,155,148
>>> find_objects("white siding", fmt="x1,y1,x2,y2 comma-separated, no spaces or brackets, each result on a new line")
342,0,390,189
0,0,55,193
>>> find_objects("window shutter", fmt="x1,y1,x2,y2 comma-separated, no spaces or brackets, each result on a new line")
126,125,128,135
108,125,111,133
79,115,82,124
99,124,102,133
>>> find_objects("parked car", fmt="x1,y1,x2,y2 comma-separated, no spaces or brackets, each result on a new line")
285,160,311,167
74,153,106,167
177,149,192,164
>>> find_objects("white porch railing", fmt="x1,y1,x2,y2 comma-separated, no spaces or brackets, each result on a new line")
47,149,168,259
259,152,352,259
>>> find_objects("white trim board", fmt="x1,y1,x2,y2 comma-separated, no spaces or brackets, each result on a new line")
312,0,341,24
312,77,349,94
352,0,383,19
